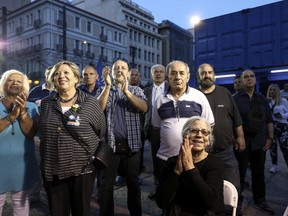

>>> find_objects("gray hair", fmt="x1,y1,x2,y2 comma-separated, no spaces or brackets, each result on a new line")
181,116,214,152
166,60,190,75
151,64,166,76
0,69,30,97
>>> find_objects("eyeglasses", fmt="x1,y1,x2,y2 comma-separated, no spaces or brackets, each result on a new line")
190,128,210,136
243,74,255,79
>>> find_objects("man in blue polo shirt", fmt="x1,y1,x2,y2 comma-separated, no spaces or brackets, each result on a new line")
28,66,53,108
78,65,99,96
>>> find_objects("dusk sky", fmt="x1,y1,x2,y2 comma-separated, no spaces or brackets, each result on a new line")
132,0,282,29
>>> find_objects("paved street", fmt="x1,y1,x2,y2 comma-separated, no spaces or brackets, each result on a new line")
3,142,288,216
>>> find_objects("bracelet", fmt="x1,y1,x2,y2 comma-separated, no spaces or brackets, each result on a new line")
20,110,27,116
5,115,15,124
267,137,274,141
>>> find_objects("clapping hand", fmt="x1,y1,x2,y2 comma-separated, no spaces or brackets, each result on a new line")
102,66,111,86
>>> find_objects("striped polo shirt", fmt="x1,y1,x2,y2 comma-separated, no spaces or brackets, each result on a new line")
152,87,214,161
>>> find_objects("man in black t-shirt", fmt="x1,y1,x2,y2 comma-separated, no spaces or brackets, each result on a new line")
197,63,245,213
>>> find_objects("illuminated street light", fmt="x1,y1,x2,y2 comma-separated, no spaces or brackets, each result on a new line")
190,15,201,87
82,40,87,69
190,16,200,28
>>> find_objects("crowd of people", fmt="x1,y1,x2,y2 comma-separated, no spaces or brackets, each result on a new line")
0,58,287,216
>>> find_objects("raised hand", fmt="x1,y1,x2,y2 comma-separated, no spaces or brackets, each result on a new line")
15,92,27,114
181,136,194,171
102,66,111,86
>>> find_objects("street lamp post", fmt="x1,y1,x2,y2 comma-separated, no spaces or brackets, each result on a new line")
81,40,87,69
190,16,201,87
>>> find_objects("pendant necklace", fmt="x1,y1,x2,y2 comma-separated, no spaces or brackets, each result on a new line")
59,91,77,103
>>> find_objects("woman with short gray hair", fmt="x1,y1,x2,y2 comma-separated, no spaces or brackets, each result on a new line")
156,116,225,216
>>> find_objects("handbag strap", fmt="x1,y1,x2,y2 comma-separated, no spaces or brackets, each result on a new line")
61,115,93,158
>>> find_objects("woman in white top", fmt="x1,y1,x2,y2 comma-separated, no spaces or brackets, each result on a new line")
266,84,288,173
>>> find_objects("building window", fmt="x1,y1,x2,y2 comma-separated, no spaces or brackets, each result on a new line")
58,11,63,21
87,21,91,33
119,33,122,43
75,40,80,49
138,33,141,43
37,10,40,19
138,48,141,58
134,31,137,41
58,35,63,45
31,13,34,24
129,29,133,40
26,15,29,27
75,17,80,29
19,18,23,27
87,43,91,52
114,32,117,41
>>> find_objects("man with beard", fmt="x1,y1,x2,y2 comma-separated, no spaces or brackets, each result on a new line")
197,63,245,213
152,61,214,197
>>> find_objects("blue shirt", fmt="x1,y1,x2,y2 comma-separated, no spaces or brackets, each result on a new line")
28,83,55,108
78,83,99,96
0,102,39,193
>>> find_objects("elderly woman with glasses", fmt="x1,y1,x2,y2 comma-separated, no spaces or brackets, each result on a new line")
0,69,39,215
156,116,225,216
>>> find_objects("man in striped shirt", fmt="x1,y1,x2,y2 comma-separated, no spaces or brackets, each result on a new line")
96,58,147,216
152,60,214,187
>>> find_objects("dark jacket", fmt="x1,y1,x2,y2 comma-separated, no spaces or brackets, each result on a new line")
39,89,106,181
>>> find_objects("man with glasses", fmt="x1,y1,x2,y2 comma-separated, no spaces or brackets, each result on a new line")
152,60,214,199
233,69,275,215
197,63,245,214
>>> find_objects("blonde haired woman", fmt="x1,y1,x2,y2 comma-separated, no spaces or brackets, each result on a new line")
0,69,39,215
266,84,288,173
39,60,106,216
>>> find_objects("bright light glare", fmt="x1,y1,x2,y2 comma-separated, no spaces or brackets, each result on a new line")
271,69,288,73
190,16,201,27
215,74,236,79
